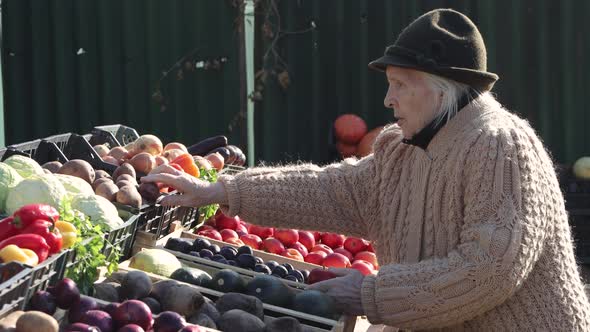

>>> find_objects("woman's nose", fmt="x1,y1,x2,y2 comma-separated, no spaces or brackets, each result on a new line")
384,88,396,108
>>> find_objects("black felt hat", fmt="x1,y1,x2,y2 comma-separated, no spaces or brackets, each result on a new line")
369,8,499,92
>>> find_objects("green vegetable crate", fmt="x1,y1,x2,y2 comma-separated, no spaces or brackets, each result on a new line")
118,260,363,332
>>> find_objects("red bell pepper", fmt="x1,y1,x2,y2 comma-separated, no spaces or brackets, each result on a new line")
169,163,184,172
170,154,199,177
12,204,60,229
0,234,50,262
0,217,18,242
21,220,63,254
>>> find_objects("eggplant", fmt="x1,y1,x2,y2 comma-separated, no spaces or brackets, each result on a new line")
187,135,228,156
208,147,233,163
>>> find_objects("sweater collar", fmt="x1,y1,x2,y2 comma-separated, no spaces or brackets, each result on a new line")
402,88,480,150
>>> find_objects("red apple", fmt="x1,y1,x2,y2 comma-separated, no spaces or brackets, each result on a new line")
240,234,263,250
298,231,316,251
220,229,239,241
289,242,309,257
304,251,327,265
225,238,244,246
197,229,222,241
323,253,351,268
249,225,274,239
351,260,375,276
262,237,285,255
274,229,299,247
216,215,240,230
355,251,379,269
311,244,333,255
321,233,346,249
312,231,322,241
241,222,251,231
334,248,354,262
307,268,338,284
343,237,370,255
235,223,249,234
281,248,304,261
367,242,375,253
195,224,216,233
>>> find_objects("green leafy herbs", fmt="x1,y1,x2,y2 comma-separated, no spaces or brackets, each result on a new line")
198,167,219,221
59,200,120,295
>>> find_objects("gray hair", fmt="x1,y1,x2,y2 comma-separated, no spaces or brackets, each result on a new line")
420,72,474,127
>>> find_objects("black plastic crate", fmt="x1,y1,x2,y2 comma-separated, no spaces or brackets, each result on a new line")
0,135,70,165
90,124,139,147
138,203,200,240
103,213,140,261
569,210,590,264
23,248,71,307
0,262,32,317
220,164,247,175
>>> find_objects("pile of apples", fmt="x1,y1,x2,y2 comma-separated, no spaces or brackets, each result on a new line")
196,211,379,276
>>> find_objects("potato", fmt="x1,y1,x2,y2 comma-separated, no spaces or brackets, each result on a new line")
116,180,134,189
130,152,156,174
93,144,110,158
95,182,119,202
92,177,113,190
94,170,111,181
15,311,58,332
0,310,24,331
41,161,62,173
116,186,142,208
57,159,95,184
162,149,185,162
116,174,137,185
108,146,129,160
112,163,136,182
193,156,213,171
155,156,168,166
102,156,120,166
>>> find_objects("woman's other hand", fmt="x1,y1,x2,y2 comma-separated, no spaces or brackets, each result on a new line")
307,268,366,316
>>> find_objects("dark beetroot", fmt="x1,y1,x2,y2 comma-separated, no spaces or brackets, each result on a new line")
80,310,114,332
104,302,121,317
117,324,146,332
113,300,153,331
28,290,57,315
52,277,81,309
68,296,99,323
66,322,101,332
153,311,185,332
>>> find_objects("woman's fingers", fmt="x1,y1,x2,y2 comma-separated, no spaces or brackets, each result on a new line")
141,173,185,189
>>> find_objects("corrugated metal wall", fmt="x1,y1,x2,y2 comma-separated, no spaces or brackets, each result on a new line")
2,0,589,164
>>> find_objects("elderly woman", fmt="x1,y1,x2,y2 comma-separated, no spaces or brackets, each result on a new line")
143,9,590,331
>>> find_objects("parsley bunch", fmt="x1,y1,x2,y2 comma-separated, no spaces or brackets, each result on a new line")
59,201,120,295
198,167,219,222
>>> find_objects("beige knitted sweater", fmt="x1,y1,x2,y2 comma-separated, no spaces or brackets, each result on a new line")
219,94,590,331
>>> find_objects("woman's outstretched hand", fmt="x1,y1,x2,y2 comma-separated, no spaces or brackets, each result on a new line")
141,165,228,207
306,268,366,316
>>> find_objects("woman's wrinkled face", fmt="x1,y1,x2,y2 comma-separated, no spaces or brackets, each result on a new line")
383,66,440,139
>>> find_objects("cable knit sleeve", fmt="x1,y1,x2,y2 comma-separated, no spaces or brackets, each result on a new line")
361,126,556,329
217,155,379,238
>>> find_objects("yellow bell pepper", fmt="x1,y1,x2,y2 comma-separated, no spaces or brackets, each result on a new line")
0,244,39,266
55,221,78,249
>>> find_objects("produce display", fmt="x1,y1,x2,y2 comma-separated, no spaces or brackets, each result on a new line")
333,113,384,158
90,265,342,330
195,211,379,275
164,237,311,284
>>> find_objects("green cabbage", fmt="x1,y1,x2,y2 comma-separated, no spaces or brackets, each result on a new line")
0,162,23,213
5,174,67,214
3,155,44,178
71,194,124,230
53,174,94,196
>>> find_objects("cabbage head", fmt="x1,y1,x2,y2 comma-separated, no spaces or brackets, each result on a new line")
3,155,44,178
71,194,124,230
5,174,67,214
0,162,23,213
54,174,94,196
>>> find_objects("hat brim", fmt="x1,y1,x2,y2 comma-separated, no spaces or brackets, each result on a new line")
368,54,499,92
